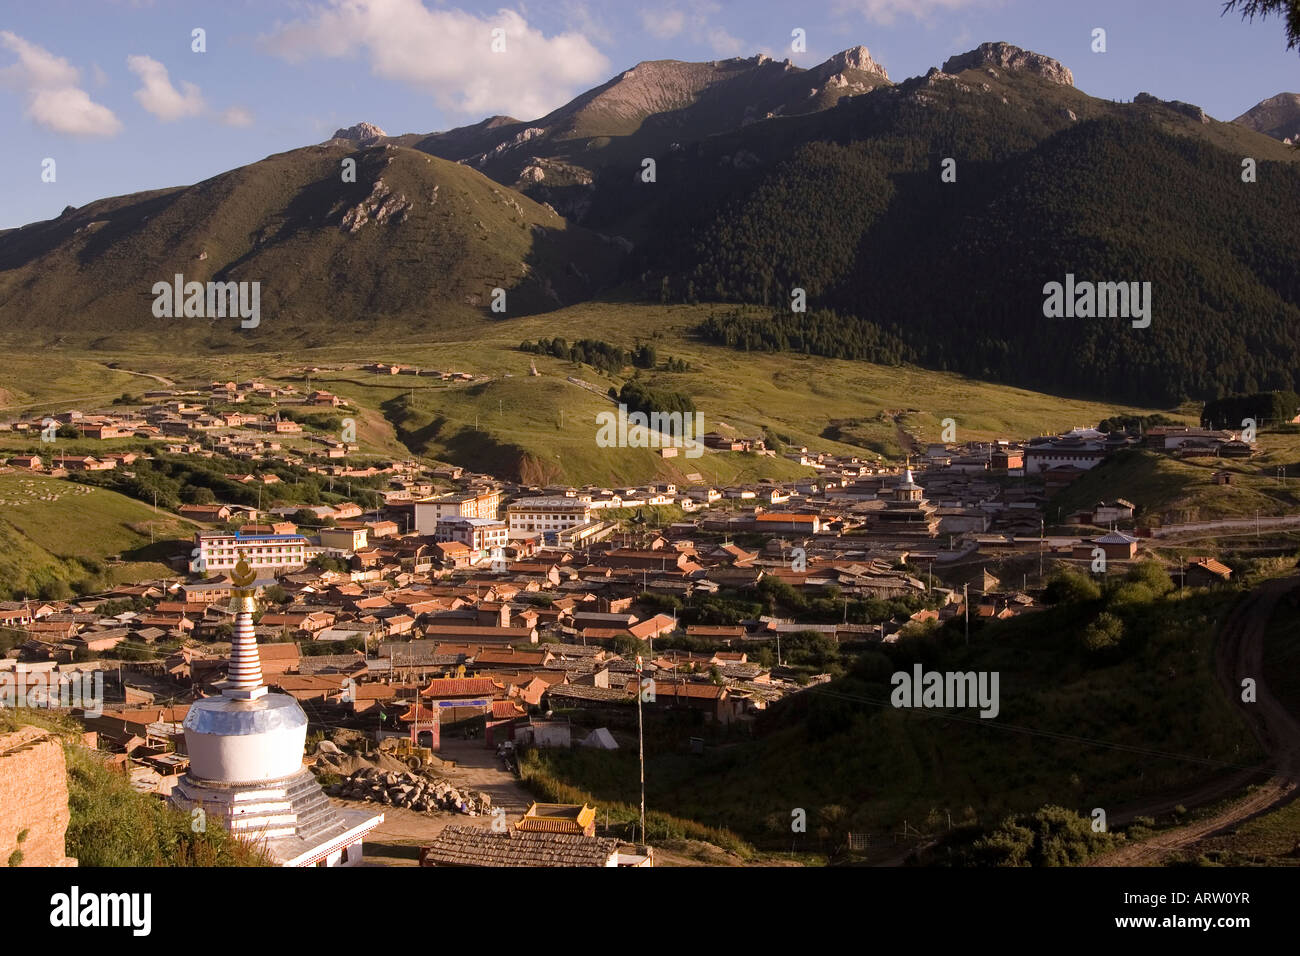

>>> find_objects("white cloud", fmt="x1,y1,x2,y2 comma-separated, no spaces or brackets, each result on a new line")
0,31,122,136
127,54,205,121
707,28,744,57
561,1,613,46
834,0,997,26
220,106,254,127
260,0,610,119
642,9,687,39
640,5,752,59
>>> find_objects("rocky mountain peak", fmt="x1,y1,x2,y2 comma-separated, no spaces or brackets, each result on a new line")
814,45,889,81
942,42,1073,87
332,122,388,144
1135,92,1209,124
1233,92,1300,143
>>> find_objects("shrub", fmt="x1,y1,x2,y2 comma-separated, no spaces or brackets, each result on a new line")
1082,612,1124,652
38,580,74,602
1044,568,1101,604
1125,561,1173,596
969,805,1115,866
1110,582,1156,607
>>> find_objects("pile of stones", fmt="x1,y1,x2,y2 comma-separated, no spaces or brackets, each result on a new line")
326,767,492,816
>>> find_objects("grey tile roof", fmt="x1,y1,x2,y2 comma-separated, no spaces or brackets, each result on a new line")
546,643,606,657
296,654,368,675
543,684,634,703
422,825,619,867
381,640,465,665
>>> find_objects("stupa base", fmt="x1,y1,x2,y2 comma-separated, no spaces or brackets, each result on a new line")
170,767,383,867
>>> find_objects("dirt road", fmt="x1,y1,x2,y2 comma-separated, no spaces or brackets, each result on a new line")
341,739,533,866
1090,574,1300,865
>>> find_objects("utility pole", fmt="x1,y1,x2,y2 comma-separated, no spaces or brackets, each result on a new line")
635,654,646,847
963,582,969,646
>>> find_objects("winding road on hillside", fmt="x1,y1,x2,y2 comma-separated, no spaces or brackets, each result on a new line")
104,365,175,388
1089,573,1300,866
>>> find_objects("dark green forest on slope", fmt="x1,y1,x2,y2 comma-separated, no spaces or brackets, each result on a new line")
600,76,1300,406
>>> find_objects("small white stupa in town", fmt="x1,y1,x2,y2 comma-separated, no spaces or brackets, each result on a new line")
170,559,382,866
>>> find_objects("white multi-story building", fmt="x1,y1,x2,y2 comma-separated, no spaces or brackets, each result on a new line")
413,490,501,534
434,516,509,552
191,531,309,575
1023,444,1108,475
506,497,593,535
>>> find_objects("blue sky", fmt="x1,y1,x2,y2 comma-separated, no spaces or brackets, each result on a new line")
1,0,1296,229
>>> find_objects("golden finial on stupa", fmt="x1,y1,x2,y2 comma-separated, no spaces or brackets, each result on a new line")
229,558,259,612
232,557,256,588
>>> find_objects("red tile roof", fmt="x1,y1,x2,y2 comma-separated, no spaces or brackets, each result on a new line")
1189,556,1232,578
491,700,527,719
419,677,499,698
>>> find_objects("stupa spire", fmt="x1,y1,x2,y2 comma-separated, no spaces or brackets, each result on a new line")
225,558,266,700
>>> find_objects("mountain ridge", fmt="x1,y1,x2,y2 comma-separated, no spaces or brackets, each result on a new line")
1,40,1296,408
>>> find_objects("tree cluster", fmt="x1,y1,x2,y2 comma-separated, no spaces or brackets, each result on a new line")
1201,390,1300,429
616,379,695,417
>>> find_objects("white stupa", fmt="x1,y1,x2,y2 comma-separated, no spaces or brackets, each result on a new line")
170,559,382,866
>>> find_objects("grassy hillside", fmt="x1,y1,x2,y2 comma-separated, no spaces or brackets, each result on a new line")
303,302,1174,480
0,358,150,416
528,578,1260,852
1184,593,1300,866
0,471,190,598
0,142,622,345
0,303,1176,485
1050,435,1300,525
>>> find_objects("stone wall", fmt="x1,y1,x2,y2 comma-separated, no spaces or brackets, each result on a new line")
0,726,77,867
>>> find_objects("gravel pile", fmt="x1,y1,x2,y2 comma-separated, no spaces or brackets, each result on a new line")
326,767,492,815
